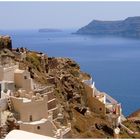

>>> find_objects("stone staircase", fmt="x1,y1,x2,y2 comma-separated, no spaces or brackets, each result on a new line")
4,92,13,111
7,98,12,111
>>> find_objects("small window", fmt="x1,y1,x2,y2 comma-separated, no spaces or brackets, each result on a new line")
99,108,102,111
37,126,40,130
24,76,27,79
29,115,32,121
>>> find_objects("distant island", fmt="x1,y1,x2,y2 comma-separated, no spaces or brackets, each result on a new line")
76,16,140,38
39,28,62,33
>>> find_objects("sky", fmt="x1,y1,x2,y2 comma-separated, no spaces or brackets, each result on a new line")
0,1,140,29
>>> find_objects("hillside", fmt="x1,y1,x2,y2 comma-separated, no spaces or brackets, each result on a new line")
14,49,140,138
76,16,140,38
15,51,115,138
128,109,140,120
0,36,140,138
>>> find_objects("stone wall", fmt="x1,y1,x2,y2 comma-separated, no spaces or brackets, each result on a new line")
62,130,72,138
84,84,94,106
91,97,106,115
19,119,56,137
48,99,57,110
0,98,8,111
84,84,106,115
0,65,19,81
10,95,48,122
46,91,55,101
0,81,15,94
14,69,33,91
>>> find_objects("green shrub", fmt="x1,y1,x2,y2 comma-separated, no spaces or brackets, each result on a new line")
26,53,41,71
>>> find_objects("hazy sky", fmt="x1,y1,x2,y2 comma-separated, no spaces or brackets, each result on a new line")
0,1,140,29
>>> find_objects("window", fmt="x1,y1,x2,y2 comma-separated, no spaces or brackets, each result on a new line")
99,108,102,111
29,115,32,121
24,76,27,79
37,126,40,130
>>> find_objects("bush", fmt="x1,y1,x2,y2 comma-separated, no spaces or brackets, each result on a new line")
26,53,41,71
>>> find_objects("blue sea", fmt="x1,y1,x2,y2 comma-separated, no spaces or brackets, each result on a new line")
1,29,140,116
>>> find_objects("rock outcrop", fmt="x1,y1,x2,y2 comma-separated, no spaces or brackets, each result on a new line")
76,16,140,38
0,36,12,50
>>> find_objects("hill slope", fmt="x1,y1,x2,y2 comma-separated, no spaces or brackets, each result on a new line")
0,36,140,138
76,16,140,38
17,50,140,138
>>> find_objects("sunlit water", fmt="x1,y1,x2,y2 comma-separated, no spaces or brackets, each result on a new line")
1,29,140,116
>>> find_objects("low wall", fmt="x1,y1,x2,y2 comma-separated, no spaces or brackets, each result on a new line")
19,120,56,137
10,96,48,122
48,99,56,110
88,97,106,116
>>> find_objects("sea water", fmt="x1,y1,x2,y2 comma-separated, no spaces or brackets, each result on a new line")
1,29,140,116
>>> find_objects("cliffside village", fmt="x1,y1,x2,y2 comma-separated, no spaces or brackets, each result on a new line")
0,35,137,139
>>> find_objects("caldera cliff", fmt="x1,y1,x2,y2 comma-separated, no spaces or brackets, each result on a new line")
76,16,140,38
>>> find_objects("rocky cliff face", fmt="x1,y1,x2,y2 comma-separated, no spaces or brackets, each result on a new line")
76,16,140,38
